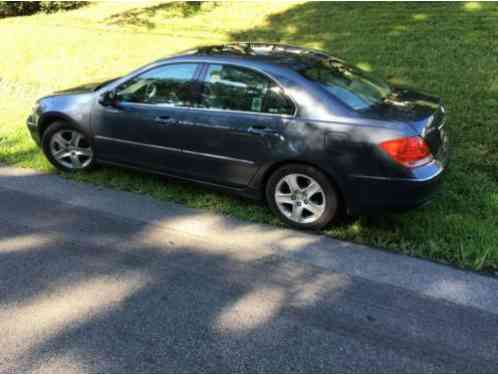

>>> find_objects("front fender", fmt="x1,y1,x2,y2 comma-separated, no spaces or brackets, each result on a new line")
36,93,95,138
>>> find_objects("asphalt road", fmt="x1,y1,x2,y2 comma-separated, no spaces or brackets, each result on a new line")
1,167,497,373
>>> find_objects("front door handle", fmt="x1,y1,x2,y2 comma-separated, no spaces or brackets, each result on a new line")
154,116,177,125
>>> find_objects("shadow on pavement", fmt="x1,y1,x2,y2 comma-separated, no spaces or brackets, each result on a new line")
0,172,497,372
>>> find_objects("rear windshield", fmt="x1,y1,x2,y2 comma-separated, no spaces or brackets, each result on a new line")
299,60,392,111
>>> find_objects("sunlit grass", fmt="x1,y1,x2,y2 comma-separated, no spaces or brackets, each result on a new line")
1,1,497,272
463,2,483,12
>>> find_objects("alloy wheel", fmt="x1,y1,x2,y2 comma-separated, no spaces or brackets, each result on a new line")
49,129,93,170
274,173,326,224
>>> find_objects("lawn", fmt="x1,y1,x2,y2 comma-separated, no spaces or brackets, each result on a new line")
1,1,497,273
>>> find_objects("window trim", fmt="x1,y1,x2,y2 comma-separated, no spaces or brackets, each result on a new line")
111,60,298,118
114,62,203,108
197,62,297,118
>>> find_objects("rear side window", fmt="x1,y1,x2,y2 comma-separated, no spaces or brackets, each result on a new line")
200,64,294,115
299,60,392,111
116,63,199,107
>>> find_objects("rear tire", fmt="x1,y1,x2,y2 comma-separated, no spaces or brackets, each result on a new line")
42,121,95,173
266,164,339,230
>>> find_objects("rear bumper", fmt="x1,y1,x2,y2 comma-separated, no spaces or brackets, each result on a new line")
346,160,446,215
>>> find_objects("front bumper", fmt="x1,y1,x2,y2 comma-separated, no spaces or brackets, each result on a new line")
346,160,447,215
27,114,41,146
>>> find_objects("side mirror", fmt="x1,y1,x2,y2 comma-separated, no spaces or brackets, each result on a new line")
99,90,118,107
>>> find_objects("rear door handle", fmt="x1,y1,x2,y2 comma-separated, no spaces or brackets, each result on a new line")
248,125,277,136
154,116,177,125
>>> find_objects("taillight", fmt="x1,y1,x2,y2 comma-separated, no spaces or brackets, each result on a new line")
379,136,433,168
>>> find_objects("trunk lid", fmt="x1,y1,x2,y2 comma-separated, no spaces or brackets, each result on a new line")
362,87,449,163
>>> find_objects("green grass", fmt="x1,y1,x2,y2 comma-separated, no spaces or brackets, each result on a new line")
1,1,498,273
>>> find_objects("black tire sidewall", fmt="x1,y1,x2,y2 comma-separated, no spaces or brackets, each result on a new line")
266,164,339,230
41,121,95,173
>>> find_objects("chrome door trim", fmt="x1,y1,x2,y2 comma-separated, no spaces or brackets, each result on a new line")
95,135,180,153
118,101,295,119
182,149,254,165
95,135,255,165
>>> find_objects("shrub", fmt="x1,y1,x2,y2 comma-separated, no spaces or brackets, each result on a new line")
0,1,87,18
39,1,87,13
0,2,40,17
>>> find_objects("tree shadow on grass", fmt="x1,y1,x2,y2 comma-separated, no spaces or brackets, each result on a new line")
230,2,498,86
105,1,216,30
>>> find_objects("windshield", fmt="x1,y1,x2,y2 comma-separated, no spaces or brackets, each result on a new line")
95,77,120,91
299,59,392,111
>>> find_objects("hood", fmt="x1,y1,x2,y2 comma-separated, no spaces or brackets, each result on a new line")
48,77,120,97
52,81,104,96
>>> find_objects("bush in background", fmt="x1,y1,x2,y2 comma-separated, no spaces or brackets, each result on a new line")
0,1,39,17
39,1,87,13
0,1,87,18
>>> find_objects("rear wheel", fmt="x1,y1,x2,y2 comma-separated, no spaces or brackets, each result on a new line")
42,121,94,173
266,164,339,230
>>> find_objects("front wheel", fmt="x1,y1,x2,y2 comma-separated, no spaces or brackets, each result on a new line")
266,164,339,230
42,121,95,173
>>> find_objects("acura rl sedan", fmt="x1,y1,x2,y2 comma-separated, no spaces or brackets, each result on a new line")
27,43,449,230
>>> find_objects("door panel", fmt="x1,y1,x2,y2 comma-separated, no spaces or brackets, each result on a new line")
176,63,295,187
92,62,200,172
179,109,288,187
93,103,191,172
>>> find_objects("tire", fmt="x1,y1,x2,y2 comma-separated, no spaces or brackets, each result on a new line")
266,164,339,230
42,121,95,173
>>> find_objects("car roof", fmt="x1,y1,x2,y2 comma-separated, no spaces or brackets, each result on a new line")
157,42,343,72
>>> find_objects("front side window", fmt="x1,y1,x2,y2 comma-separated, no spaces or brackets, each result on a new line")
116,63,199,107
299,60,392,111
200,64,294,115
